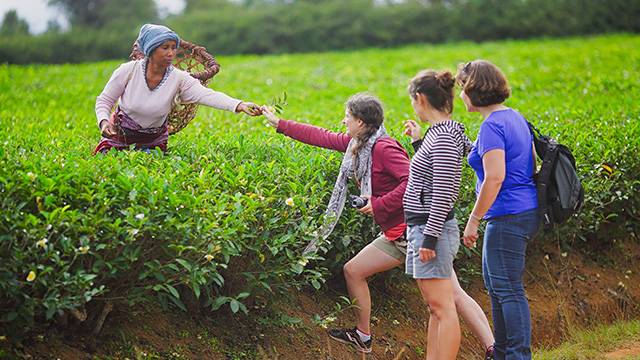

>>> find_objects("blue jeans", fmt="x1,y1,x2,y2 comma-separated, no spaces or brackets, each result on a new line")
482,209,539,360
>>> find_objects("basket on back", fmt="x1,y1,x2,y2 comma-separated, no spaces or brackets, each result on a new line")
129,40,221,134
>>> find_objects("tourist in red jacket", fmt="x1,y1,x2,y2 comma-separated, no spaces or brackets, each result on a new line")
262,93,409,354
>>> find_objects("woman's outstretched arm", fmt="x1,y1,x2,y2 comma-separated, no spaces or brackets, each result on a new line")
263,107,351,152
179,72,261,116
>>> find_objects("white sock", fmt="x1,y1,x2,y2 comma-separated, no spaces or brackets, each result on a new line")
356,328,371,342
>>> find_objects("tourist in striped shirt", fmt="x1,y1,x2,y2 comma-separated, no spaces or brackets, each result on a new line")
406,123,496,358
403,69,475,360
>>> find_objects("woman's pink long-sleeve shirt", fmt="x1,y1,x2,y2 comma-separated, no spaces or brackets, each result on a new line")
277,119,409,233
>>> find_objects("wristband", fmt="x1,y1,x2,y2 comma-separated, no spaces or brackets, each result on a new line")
471,213,483,222
421,234,437,250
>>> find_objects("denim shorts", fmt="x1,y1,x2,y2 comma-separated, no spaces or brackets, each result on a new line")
405,219,460,279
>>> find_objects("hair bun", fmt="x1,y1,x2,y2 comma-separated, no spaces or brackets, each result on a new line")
435,71,455,90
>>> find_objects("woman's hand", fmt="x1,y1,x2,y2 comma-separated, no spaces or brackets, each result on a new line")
404,120,422,142
357,195,373,216
100,119,117,138
261,106,281,128
236,102,262,116
419,247,436,262
463,217,480,248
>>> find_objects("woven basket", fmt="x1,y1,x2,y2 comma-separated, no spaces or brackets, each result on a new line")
129,40,221,134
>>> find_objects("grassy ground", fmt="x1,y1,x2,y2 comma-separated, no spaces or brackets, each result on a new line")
534,320,640,360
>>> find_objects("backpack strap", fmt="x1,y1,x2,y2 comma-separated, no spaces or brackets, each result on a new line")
527,121,557,227
538,142,559,226
527,121,546,158
527,121,544,138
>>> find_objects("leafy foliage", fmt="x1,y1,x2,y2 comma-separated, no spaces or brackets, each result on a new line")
48,0,158,28
1,0,640,63
0,11,29,36
0,35,638,338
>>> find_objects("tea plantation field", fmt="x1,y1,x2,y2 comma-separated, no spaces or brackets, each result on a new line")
1,34,638,336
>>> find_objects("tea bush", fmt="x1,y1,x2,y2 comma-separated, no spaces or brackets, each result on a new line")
1,34,638,337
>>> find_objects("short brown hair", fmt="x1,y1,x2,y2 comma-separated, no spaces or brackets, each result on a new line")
408,69,455,114
456,60,510,107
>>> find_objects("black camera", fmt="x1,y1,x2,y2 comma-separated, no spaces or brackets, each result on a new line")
349,195,368,209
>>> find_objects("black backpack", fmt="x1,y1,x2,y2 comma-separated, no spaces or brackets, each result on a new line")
528,122,584,228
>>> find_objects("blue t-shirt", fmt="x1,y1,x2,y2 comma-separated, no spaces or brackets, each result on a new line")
467,108,537,219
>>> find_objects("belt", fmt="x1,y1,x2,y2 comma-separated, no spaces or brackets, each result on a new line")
404,209,456,226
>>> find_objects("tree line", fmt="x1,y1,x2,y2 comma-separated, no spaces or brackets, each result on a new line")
1,0,639,64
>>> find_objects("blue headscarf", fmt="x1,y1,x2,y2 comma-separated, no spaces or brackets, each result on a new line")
136,24,180,57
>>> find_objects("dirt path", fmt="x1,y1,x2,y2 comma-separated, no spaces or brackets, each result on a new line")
605,342,640,359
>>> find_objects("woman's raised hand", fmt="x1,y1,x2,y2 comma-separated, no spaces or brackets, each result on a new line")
236,102,263,116
404,120,422,141
100,119,117,138
357,195,374,216
261,106,280,128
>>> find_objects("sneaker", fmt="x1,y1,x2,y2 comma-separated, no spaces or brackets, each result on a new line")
484,345,495,360
328,328,372,353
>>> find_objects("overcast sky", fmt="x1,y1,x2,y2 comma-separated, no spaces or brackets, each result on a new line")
0,0,186,34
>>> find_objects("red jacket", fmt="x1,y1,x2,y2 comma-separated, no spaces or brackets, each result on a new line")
277,119,410,232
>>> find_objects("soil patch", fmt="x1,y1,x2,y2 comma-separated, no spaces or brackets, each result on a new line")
605,342,640,359
4,238,639,359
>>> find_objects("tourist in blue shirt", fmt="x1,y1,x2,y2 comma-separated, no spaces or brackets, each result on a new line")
457,60,540,360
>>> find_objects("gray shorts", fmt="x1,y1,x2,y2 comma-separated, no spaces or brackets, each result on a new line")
405,220,460,279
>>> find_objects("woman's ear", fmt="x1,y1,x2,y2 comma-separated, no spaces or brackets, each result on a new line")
416,93,430,110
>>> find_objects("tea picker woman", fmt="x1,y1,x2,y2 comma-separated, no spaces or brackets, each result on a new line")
94,24,262,154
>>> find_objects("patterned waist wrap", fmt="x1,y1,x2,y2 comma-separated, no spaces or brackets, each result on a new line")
93,107,169,154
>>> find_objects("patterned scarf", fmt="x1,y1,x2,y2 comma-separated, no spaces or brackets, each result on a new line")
303,125,388,254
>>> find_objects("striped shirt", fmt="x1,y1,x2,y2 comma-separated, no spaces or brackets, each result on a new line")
403,120,471,249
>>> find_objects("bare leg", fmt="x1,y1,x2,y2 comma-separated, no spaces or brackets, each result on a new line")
414,283,437,360
416,278,460,360
343,242,403,334
451,271,494,349
426,307,438,360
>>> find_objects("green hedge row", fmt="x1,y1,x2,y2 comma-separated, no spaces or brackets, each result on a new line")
1,0,640,64
0,34,638,339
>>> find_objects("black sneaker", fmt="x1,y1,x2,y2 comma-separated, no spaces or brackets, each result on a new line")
484,345,495,360
328,328,372,353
